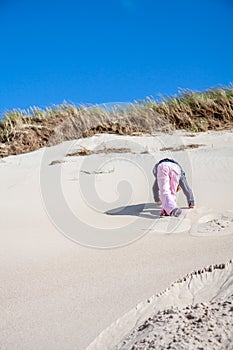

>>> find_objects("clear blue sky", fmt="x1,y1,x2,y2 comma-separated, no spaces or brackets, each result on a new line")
0,0,232,115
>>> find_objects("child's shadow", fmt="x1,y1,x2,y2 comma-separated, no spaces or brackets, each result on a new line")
105,203,161,219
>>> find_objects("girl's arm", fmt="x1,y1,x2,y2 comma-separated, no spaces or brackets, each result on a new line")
179,176,195,207
152,178,160,203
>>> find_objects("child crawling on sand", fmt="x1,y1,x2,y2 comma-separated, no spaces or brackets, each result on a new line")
152,158,195,217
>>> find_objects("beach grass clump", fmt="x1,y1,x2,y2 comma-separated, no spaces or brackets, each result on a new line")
0,86,232,157
149,86,233,131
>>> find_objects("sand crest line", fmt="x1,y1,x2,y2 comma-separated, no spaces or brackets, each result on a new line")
87,259,233,350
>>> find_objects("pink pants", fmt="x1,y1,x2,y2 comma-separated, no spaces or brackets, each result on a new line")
157,162,180,215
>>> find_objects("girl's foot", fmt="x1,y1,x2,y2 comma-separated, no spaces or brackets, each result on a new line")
160,209,169,216
170,208,182,217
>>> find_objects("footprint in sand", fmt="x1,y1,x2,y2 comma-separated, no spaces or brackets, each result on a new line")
189,208,233,237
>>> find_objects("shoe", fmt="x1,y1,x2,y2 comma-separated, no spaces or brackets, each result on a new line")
170,208,182,217
160,209,169,216
189,203,195,209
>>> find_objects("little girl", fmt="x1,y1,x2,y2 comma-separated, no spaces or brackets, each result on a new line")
152,158,195,217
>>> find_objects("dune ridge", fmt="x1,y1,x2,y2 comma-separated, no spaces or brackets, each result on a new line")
87,260,233,350
114,293,233,350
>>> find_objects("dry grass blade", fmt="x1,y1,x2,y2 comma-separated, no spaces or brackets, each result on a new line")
80,168,115,175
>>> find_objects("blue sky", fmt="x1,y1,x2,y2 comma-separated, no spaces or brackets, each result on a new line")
0,0,232,115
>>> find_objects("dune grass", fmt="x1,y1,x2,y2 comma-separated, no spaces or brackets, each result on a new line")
0,86,232,157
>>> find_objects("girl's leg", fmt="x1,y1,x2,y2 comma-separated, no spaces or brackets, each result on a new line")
157,163,177,215
169,169,181,216
169,168,180,200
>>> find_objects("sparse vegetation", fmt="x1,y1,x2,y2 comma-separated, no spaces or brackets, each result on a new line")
0,86,232,158
160,144,206,151
66,146,143,157
49,146,149,165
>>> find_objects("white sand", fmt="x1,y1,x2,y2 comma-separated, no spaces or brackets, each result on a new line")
0,130,233,349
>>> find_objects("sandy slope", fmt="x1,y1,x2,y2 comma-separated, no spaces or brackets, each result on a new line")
0,130,233,349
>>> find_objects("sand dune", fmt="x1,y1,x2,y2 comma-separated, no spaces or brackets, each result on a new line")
0,130,233,349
